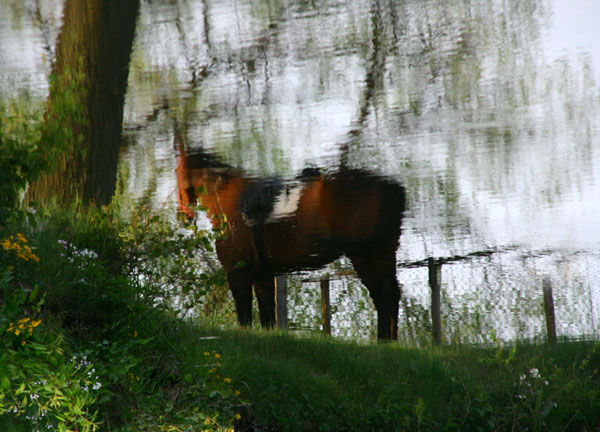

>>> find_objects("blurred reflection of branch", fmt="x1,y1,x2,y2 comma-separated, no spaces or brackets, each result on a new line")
387,0,400,49
300,244,525,282
173,0,214,89
123,0,217,135
201,0,213,54
28,0,56,69
339,0,389,169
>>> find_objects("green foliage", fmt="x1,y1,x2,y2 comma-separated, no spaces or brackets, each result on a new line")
123,346,245,432
44,64,88,159
0,102,46,223
192,330,600,432
1,65,87,221
428,343,600,432
0,233,99,431
118,207,228,316
1,202,240,431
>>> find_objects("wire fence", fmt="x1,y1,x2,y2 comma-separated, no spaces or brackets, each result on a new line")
280,247,600,344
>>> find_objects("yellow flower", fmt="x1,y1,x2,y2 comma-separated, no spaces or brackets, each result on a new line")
203,352,210,356
224,377,231,384
235,414,241,420
26,247,39,262
234,390,240,396
133,330,138,338
6,318,39,337
214,353,221,359
1,236,39,262
1,239,11,250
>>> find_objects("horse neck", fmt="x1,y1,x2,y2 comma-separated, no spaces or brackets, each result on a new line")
199,171,248,223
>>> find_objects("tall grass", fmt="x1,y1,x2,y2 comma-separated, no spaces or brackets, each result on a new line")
188,328,600,431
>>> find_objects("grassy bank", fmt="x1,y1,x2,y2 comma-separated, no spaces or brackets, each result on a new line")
173,327,600,432
1,205,599,431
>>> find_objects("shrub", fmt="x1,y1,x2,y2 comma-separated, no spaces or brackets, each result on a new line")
0,232,100,431
0,202,242,431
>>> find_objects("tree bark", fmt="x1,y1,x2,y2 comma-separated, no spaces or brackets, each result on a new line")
29,0,139,206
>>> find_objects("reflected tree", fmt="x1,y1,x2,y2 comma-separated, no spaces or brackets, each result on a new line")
29,0,140,205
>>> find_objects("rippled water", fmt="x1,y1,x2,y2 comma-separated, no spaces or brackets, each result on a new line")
2,0,599,342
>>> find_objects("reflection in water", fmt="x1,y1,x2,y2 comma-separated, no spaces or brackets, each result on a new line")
176,144,406,339
2,0,600,342
25,0,139,205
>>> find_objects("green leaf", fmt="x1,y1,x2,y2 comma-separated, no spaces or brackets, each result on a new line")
0,376,10,390
27,341,48,351
28,285,39,303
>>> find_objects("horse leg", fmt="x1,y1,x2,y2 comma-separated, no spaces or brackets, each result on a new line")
227,269,254,327
348,250,400,340
252,275,276,328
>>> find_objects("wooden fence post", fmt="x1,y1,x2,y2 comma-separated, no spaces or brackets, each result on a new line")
275,275,288,330
428,258,442,346
320,276,331,335
543,278,557,344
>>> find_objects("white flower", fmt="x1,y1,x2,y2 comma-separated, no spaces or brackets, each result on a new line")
519,374,527,384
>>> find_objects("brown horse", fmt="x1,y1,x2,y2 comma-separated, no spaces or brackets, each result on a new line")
176,148,406,339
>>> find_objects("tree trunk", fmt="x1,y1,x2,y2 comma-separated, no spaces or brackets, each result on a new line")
29,0,139,206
